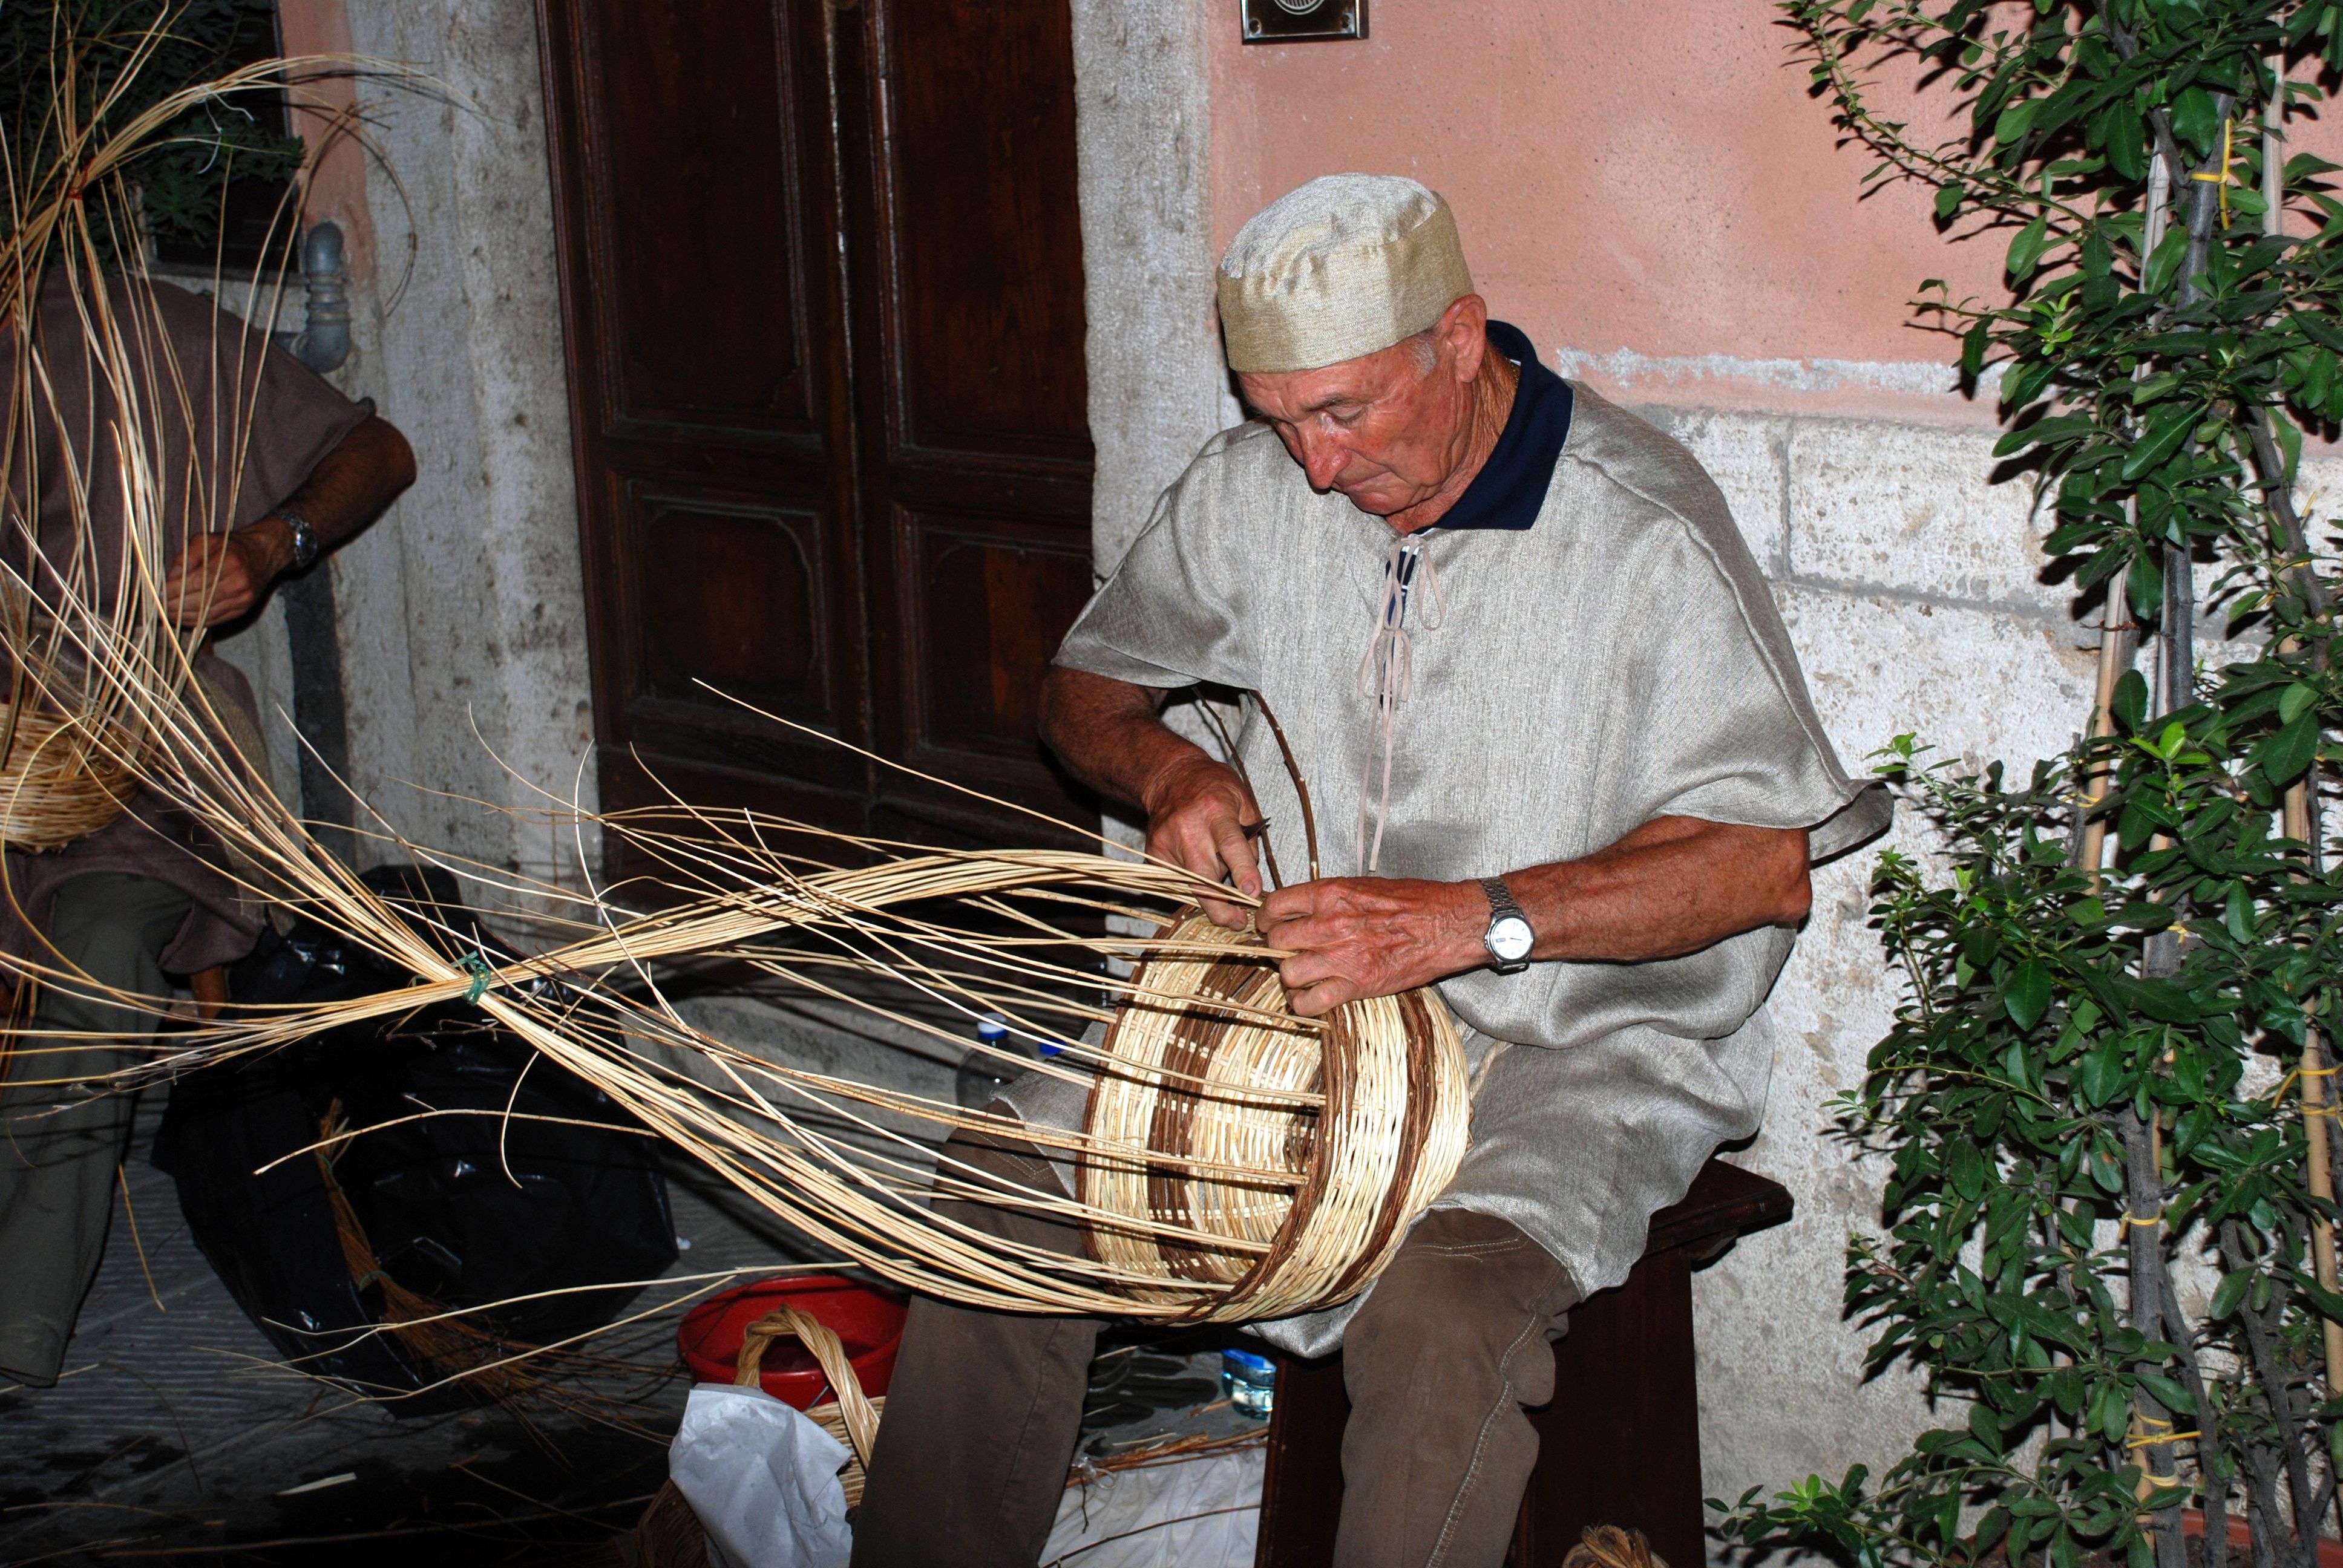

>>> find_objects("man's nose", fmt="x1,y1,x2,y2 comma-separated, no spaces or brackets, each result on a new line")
1294,426,1349,491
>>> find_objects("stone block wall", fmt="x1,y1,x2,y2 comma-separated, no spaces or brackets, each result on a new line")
1654,407,2102,1501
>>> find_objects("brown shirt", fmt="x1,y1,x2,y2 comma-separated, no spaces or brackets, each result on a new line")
0,272,373,973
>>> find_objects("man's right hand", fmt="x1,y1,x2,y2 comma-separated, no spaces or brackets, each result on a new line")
1139,753,1264,929
1038,665,1268,927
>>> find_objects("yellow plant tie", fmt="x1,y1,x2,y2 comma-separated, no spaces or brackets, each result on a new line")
2268,1062,2335,1108
2191,117,2238,229
2126,1429,2201,1448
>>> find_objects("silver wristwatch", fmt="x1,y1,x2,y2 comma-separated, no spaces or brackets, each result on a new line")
1479,875,1533,974
274,508,321,573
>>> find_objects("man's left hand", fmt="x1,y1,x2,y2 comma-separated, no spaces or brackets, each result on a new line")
1255,877,1486,1018
159,523,289,628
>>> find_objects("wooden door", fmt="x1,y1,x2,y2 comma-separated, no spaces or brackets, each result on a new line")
536,0,1098,877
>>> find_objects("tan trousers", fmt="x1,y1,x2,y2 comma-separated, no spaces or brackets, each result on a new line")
0,874,192,1385
851,1129,1578,1568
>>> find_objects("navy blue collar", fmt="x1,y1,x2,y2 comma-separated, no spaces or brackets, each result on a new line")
1424,320,1571,532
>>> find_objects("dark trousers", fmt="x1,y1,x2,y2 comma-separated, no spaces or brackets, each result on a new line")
852,1130,1579,1568
0,874,191,1385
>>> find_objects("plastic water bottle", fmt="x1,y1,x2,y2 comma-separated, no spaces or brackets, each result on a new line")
1221,1347,1276,1419
955,1014,1022,1110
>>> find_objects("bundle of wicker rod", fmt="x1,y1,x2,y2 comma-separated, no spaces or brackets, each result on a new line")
1081,910,1469,1321
0,30,1476,1379
0,703,140,851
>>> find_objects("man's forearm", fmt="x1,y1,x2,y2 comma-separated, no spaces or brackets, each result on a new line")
1255,815,1812,1016
1040,665,1267,919
1507,816,1810,965
1038,665,1208,814
238,415,416,576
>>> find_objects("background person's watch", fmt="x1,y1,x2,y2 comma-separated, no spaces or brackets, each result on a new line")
1479,875,1534,973
273,508,321,574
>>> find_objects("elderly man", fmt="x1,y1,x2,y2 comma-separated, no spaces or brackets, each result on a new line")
854,174,1884,1567
0,268,414,1387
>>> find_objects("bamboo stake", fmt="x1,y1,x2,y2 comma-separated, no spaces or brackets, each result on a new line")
2258,63,2343,1407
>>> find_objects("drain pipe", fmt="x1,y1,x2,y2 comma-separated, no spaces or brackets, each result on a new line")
274,220,358,863
277,221,352,373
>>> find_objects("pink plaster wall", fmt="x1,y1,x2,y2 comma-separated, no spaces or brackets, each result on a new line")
1207,2,2146,420
274,0,378,286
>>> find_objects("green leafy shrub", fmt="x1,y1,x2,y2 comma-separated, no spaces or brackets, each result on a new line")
1,1,303,266
1721,5,2343,1567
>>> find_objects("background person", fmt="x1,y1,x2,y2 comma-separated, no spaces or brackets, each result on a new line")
0,267,414,1387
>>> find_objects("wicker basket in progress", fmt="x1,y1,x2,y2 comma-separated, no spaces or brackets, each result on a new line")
1081,910,1470,1322
0,703,138,852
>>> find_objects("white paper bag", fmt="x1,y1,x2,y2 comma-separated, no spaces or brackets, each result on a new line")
668,1382,854,1568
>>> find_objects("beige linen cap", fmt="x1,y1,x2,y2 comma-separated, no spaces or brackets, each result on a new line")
1216,174,1475,374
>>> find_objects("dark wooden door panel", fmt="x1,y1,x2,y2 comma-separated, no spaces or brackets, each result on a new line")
622,488,834,719
569,0,819,435
540,0,1098,864
854,0,1096,841
540,0,873,871
874,0,1092,465
893,508,1095,822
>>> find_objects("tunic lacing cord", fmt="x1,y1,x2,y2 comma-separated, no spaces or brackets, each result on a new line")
1354,532,1443,872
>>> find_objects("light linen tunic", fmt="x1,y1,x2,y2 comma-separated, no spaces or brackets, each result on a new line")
1048,383,1889,1352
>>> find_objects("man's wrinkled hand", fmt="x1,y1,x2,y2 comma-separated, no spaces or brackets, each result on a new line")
1141,754,1263,929
1254,877,1486,1018
160,526,284,628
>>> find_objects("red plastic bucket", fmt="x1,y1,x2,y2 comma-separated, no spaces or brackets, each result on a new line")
678,1275,908,1410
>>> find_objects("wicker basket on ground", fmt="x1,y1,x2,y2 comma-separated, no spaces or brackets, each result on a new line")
631,1306,880,1567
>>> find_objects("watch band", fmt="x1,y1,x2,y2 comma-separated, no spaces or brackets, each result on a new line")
1480,875,1527,927
273,508,321,573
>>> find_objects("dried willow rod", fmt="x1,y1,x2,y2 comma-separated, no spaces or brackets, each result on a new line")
0,48,1472,1332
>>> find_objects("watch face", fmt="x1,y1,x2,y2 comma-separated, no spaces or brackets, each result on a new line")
1488,915,1534,964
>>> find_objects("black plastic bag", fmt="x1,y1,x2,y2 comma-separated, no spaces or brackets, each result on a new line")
153,865,678,1408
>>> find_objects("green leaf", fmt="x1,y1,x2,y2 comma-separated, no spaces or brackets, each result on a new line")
2126,550,2165,620
2225,885,2256,942
2253,712,2320,784
2121,407,2196,480
1996,97,2042,146
2280,681,2321,724
2211,1266,2255,1319
2170,86,2221,155
2007,215,2052,281
2005,959,2051,1030
2143,223,2189,295
2113,670,2148,733
2138,1372,2197,1415
2271,407,2304,484
1935,182,1965,220
2078,1038,2126,1105
2297,1275,2343,1324
2116,977,2201,1024
1950,1137,1987,1201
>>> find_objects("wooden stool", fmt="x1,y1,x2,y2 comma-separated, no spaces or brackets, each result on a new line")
1253,1158,1793,1568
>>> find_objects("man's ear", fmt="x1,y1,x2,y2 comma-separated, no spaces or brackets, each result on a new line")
1438,294,1490,382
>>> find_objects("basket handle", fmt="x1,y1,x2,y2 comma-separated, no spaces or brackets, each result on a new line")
735,1305,879,1467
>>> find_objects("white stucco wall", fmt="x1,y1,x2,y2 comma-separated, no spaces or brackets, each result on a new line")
211,1,596,900
1661,410,2103,1506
